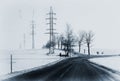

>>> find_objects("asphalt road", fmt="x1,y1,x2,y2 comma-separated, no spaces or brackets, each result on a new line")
3,57,120,81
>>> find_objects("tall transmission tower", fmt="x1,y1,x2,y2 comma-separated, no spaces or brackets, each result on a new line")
31,9,35,49
23,33,26,49
46,7,57,54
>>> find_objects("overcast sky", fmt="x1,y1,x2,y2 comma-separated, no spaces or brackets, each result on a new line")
0,0,120,50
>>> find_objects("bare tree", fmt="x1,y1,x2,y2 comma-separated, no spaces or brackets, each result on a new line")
78,31,85,53
45,40,56,49
62,24,75,56
56,35,60,49
84,31,94,56
56,34,64,49
45,35,56,50
59,34,64,50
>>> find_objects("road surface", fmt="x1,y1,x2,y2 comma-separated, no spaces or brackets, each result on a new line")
3,57,120,81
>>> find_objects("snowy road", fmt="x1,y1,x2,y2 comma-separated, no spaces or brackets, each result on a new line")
3,57,120,81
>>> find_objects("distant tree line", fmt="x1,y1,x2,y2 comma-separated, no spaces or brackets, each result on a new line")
44,24,94,56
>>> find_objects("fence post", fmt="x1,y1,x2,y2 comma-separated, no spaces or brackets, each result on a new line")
10,54,12,73
84,49,86,54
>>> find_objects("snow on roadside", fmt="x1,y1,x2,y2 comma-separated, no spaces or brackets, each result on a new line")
0,49,63,76
74,47,120,55
90,56,120,72
0,57,64,81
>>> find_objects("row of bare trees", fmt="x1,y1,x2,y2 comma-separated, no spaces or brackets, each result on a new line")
45,24,94,56
77,31,94,56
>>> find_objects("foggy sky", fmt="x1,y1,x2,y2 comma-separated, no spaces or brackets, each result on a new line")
0,0,120,50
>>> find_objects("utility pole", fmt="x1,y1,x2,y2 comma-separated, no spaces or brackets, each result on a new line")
31,9,35,49
10,54,12,73
23,33,26,49
31,20,35,49
45,7,57,54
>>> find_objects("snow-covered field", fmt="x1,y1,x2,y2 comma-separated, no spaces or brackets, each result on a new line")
1,48,120,77
90,56,120,72
0,49,62,76
74,47,120,55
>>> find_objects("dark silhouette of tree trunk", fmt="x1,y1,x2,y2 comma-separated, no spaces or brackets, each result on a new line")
78,31,85,53
84,31,94,56
87,43,90,56
79,42,81,52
